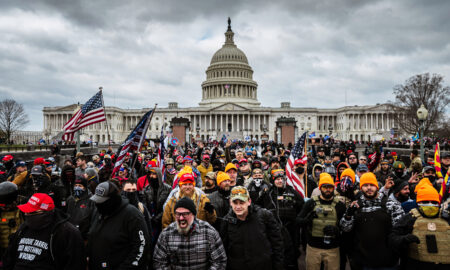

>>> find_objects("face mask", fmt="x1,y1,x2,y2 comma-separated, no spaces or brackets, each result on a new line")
253,178,263,187
395,170,403,178
295,167,305,175
314,171,321,178
122,191,139,206
73,186,85,198
427,175,436,182
25,211,54,230
96,194,122,216
340,176,353,193
418,203,440,218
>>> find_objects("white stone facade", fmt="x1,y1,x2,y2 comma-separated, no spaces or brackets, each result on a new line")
42,19,399,144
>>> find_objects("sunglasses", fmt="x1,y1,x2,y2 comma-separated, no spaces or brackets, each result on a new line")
359,159,367,161
240,162,248,166
349,157,356,160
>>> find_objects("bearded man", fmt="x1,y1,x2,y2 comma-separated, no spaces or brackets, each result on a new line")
154,197,227,269
162,173,216,228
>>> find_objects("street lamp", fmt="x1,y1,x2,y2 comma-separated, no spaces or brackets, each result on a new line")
416,104,428,162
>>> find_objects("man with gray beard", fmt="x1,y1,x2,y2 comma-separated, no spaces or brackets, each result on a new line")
153,197,227,269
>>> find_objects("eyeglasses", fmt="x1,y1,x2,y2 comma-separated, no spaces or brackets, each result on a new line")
240,162,248,166
175,212,192,218
349,157,356,160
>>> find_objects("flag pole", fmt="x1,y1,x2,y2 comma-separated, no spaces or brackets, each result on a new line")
76,102,81,153
304,132,308,198
99,87,111,147
130,104,157,172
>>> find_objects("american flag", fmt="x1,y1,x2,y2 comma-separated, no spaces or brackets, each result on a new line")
112,109,154,176
157,129,166,182
62,91,106,141
285,132,308,198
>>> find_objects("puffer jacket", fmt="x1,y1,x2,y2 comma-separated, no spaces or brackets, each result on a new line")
162,189,217,229
220,205,284,270
66,191,96,240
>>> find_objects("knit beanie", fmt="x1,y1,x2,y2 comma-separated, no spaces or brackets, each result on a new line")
74,176,88,188
340,168,355,183
319,173,334,189
414,178,433,193
359,172,379,189
174,197,197,216
216,171,230,186
416,185,440,203
225,163,237,173
392,180,408,194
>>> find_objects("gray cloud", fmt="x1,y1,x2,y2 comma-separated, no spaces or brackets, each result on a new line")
0,0,449,131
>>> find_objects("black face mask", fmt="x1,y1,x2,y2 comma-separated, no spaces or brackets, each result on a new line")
122,191,139,206
395,170,404,178
96,194,122,216
397,193,409,203
427,175,436,182
25,211,54,230
295,167,305,175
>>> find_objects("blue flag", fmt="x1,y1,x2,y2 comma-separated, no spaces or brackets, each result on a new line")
309,132,316,138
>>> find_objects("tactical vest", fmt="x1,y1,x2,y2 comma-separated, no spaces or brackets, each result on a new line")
0,208,22,249
408,208,450,264
311,196,339,238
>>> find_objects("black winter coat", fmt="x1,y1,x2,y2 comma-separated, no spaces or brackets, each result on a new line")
140,172,171,232
66,191,96,240
4,209,86,270
220,205,284,270
87,199,150,269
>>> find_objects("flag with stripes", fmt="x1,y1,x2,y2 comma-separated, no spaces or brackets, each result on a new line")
285,132,308,198
157,129,166,182
62,91,106,141
112,109,154,176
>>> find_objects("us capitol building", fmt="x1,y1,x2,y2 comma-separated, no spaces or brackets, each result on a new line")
43,19,398,145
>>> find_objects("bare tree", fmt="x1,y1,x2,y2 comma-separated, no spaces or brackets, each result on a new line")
0,99,29,144
389,73,450,135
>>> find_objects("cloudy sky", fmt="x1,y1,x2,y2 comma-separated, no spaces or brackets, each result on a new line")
1,0,449,131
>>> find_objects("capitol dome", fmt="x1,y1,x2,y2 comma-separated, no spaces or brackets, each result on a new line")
199,18,260,107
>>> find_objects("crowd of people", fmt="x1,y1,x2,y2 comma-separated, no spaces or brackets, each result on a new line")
0,138,449,270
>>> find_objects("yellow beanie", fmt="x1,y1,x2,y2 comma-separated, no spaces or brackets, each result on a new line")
225,163,237,173
340,168,356,183
416,185,440,203
216,171,231,186
177,166,192,179
414,178,433,193
319,173,335,189
359,172,379,189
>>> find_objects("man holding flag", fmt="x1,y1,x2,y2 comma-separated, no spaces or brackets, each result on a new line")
285,132,309,198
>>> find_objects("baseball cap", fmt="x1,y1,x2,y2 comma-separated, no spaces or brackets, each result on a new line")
239,159,248,164
90,181,119,203
202,154,210,160
31,165,44,175
230,186,250,202
16,161,27,167
294,159,306,166
18,193,55,213
356,164,368,172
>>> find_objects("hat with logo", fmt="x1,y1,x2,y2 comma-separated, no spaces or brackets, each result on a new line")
31,165,44,176
90,181,119,203
18,193,55,213
230,186,250,202
393,161,405,170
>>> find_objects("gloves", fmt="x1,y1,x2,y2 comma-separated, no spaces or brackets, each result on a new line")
306,210,318,222
346,203,359,217
323,225,339,237
204,202,215,214
403,234,420,244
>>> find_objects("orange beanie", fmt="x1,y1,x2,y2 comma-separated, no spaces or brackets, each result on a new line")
414,178,433,193
319,173,335,189
216,171,230,186
416,185,440,203
359,172,379,189
340,168,356,183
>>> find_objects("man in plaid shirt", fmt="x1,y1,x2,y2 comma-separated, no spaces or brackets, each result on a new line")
153,197,227,269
